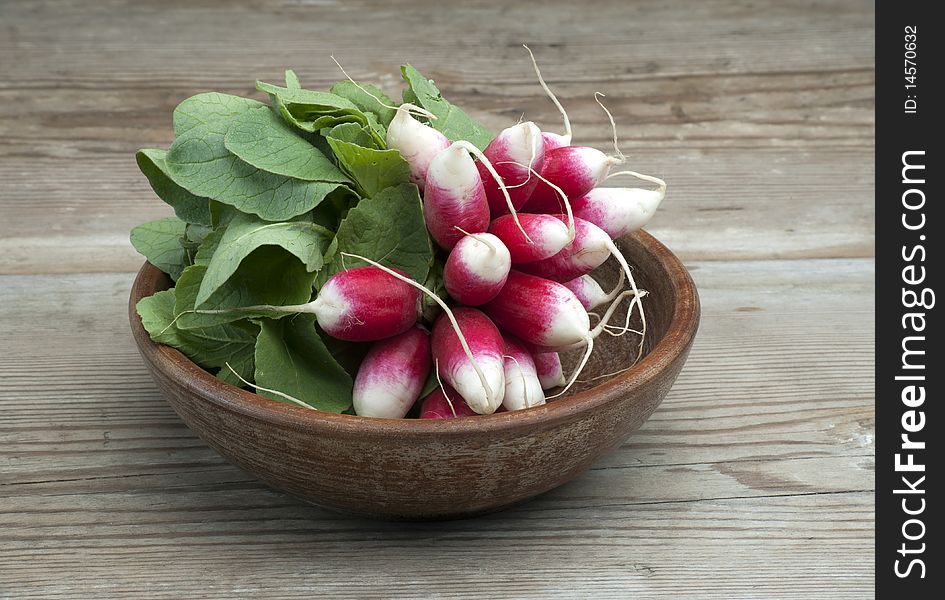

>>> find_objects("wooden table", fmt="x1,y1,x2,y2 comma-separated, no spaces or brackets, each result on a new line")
0,1,874,597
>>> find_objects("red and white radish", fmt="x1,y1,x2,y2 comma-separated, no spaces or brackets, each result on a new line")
181,264,420,343
562,272,624,310
353,326,431,418
532,351,566,389
419,385,478,419
527,92,629,212
340,253,503,415
502,337,546,411
423,141,519,250
387,107,451,190
477,121,545,215
443,232,511,306
516,216,613,283
489,213,571,263
572,171,667,239
481,270,590,351
542,132,571,152
431,307,506,414
525,146,620,213
515,215,647,359
312,266,420,341
423,142,489,249
329,57,449,190
482,271,639,398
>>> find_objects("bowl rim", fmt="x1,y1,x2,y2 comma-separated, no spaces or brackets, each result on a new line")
130,230,700,438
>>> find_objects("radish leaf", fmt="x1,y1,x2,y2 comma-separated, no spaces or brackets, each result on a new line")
130,217,189,281
136,289,257,385
325,122,383,150
256,81,364,133
166,120,348,221
330,80,398,128
322,183,433,285
224,105,349,182
136,149,215,226
173,92,264,136
325,134,411,198
254,314,352,412
196,212,332,307
401,65,494,151
174,247,317,330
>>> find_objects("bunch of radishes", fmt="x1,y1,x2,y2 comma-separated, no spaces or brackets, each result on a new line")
311,54,666,419
135,49,667,419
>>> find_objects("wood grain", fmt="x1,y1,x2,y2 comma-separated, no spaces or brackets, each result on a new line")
0,0,874,274
0,0,874,596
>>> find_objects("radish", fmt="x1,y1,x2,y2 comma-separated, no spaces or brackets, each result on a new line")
489,213,571,263
184,265,421,343
524,146,620,213
562,272,625,310
476,121,545,215
572,171,667,239
516,216,613,283
387,106,451,190
353,326,431,418
419,385,478,419
481,270,590,351
541,132,571,152
431,307,505,414
330,56,449,190
526,92,627,212
515,215,647,356
339,254,503,415
502,337,546,411
532,351,566,389
423,141,520,250
523,44,572,151
313,266,420,341
443,232,511,306
482,270,639,397
341,252,644,399
423,142,490,249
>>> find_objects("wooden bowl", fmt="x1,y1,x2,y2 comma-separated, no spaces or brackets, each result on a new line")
129,231,699,519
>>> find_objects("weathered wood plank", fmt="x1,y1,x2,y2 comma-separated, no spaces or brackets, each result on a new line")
0,0,874,81
0,0,874,87
0,491,873,599
0,0,874,273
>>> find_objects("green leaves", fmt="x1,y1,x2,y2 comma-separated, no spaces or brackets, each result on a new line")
165,119,347,221
131,64,488,413
196,212,331,307
136,290,258,385
254,315,352,412
401,65,494,151
256,80,364,133
130,217,189,280
326,122,383,150
330,80,398,133
173,92,264,136
325,183,432,284
325,131,411,198
136,149,214,226
224,106,349,182
174,249,317,330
